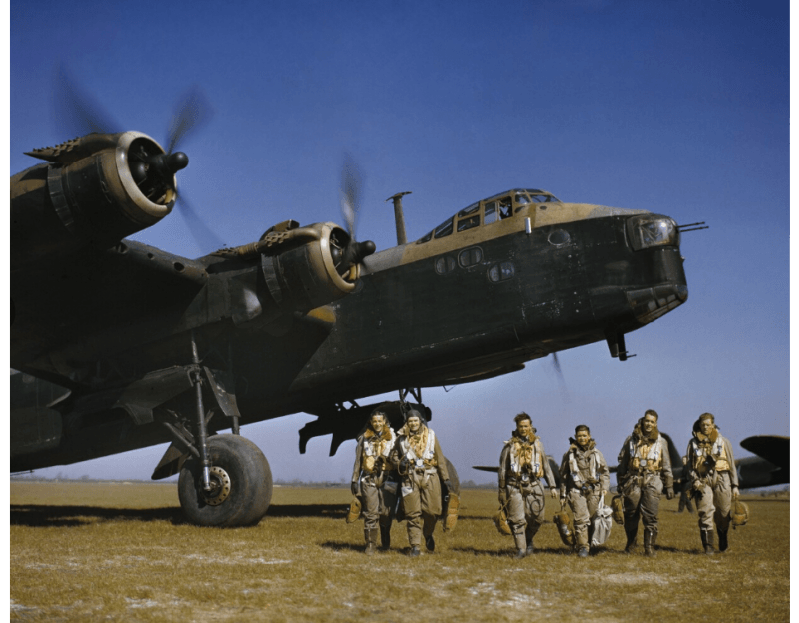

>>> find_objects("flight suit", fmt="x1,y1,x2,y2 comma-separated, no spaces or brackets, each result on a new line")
559,439,610,553
686,428,738,553
351,425,398,552
617,423,673,555
390,423,450,553
498,432,557,555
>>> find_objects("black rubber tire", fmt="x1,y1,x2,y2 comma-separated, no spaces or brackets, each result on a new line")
178,434,272,527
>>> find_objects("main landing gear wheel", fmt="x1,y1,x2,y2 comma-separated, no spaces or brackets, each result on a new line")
178,434,273,527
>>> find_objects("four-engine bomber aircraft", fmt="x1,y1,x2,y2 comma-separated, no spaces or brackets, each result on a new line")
11,129,690,526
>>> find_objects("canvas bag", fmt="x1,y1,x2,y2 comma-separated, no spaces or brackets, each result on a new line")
590,494,613,546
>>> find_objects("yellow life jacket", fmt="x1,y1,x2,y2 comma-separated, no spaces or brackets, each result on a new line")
508,437,544,479
629,436,662,473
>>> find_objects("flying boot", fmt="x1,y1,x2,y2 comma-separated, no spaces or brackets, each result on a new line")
524,523,538,556
643,527,657,557
513,531,527,559
718,528,729,552
364,528,378,556
700,529,715,555
624,522,639,554
379,523,391,550
576,527,589,558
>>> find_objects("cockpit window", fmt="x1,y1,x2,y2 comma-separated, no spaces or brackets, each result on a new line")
484,201,498,225
526,188,560,202
457,202,480,218
434,217,454,239
498,197,513,219
456,202,481,232
514,192,531,205
417,187,561,243
457,215,480,232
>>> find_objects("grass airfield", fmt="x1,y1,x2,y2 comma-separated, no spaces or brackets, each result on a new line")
10,481,789,622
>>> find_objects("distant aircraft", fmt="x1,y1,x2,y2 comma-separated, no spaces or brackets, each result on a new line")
11,81,697,526
472,433,790,490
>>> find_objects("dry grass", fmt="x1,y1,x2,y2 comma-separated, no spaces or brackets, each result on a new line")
10,482,789,622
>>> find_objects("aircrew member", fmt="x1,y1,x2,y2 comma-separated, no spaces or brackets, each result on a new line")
390,409,452,557
351,409,398,555
685,413,739,554
558,424,610,558
498,412,558,558
617,409,674,556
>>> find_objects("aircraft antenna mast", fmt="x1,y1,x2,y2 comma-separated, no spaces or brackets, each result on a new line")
386,191,412,245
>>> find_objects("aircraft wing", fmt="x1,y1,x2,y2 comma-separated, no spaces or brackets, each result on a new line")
740,435,789,471
11,240,208,386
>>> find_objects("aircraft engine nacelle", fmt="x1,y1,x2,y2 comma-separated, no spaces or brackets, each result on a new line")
11,132,179,269
224,221,376,328
265,222,360,311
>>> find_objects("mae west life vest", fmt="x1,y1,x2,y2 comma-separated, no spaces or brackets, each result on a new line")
507,437,544,480
568,447,600,489
361,428,395,474
398,427,437,471
691,435,730,475
629,435,662,473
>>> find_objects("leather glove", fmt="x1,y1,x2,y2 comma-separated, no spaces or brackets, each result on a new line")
351,481,359,496
732,487,739,499
444,479,453,493
665,487,674,500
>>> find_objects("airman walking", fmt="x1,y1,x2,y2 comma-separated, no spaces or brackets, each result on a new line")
617,409,674,556
498,412,558,558
390,409,452,557
685,412,739,554
351,409,398,554
558,424,610,558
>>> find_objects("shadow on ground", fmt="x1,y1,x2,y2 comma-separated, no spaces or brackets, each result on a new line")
10,502,348,527
11,504,181,527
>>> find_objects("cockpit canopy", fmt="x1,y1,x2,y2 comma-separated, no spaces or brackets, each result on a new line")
418,188,561,244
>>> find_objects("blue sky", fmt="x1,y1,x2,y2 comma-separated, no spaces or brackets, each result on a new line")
10,0,789,484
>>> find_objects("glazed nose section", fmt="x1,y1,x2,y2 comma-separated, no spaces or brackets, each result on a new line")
625,213,689,322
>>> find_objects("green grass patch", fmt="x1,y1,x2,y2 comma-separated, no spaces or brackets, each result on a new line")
11,482,789,622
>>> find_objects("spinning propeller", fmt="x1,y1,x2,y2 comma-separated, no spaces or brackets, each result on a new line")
332,153,376,279
53,65,222,251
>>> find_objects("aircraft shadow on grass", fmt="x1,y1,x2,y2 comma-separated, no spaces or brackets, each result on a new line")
10,502,347,527
10,504,180,527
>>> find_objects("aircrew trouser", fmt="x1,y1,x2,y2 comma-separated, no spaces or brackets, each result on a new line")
400,468,442,548
360,475,397,531
567,487,602,548
694,471,733,533
622,473,663,544
506,481,545,549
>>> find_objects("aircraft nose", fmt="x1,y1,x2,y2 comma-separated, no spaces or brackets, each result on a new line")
626,283,688,324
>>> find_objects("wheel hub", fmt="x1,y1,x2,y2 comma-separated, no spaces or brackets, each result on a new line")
201,466,232,506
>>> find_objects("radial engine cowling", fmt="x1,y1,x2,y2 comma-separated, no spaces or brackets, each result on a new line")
11,132,178,269
222,222,375,328
261,223,359,311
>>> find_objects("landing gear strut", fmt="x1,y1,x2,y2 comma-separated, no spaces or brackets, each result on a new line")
158,332,273,527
